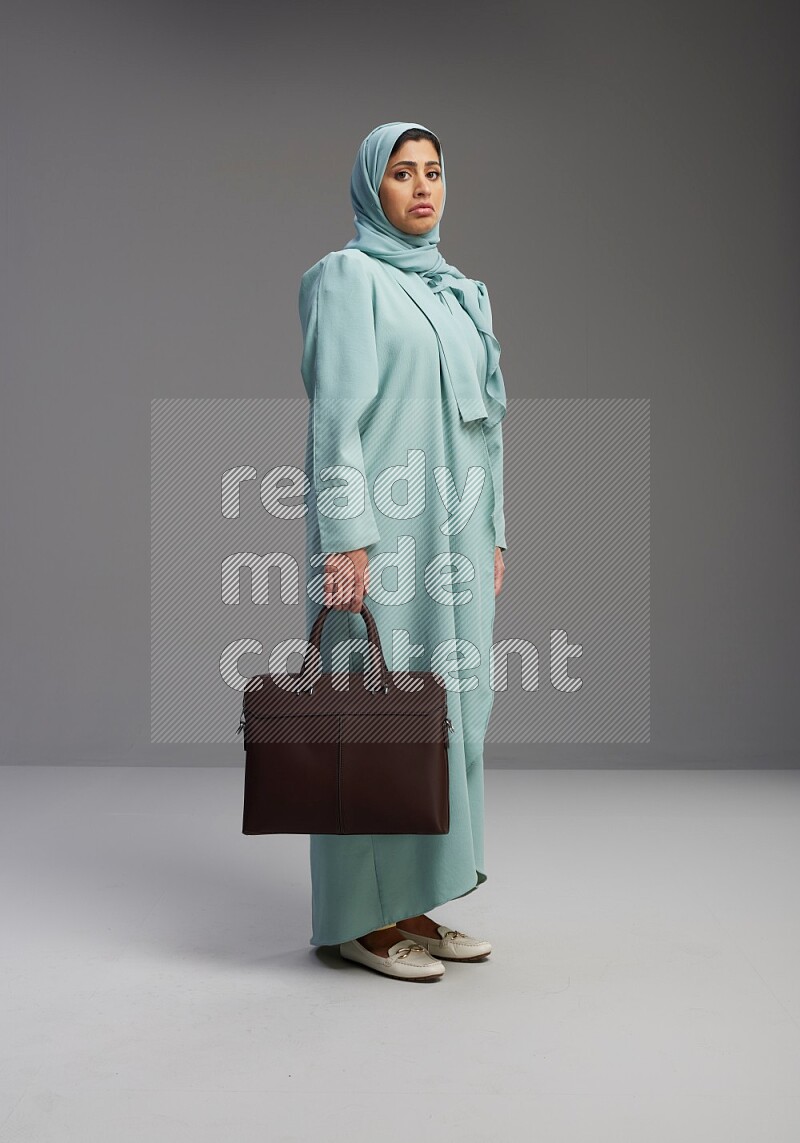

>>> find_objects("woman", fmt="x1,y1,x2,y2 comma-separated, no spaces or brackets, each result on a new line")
298,121,507,981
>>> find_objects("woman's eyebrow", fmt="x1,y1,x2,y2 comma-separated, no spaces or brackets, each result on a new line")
389,159,441,168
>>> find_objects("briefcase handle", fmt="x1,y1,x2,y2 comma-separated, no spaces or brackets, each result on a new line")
300,603,389,693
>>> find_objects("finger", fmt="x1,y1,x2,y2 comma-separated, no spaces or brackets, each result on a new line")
333,577,348,610
338,568,356,609
326,565,341,609
323,568,334,607
339,562,355,605
324,559,338,601
350,580,364,612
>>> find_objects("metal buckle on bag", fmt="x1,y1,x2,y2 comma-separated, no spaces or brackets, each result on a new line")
369,681,389,694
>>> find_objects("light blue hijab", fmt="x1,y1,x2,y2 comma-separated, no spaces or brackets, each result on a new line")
343,121,507,427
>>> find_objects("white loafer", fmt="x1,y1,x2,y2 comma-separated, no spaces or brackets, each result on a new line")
395,924,492,961
339,937,445,981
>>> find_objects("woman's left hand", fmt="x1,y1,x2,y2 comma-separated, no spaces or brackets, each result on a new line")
494,546,505,597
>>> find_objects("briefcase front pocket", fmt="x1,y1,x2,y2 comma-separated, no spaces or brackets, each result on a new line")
338,710,449,835
242,713,340,835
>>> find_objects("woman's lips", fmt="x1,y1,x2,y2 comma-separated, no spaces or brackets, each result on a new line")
410,205,435,214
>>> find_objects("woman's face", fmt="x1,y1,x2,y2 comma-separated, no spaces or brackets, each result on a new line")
378,138,444,235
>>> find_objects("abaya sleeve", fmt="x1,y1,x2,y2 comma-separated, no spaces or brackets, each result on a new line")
476,282,507,552
483,417,506,552
299,251,382,554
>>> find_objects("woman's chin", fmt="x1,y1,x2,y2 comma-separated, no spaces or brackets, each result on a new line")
398,218,437,236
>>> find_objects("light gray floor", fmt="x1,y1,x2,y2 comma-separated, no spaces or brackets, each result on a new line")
0,766,798,1142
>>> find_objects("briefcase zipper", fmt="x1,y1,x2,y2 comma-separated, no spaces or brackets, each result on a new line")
241,710,449,726
238,710,453,742
237,710,246,750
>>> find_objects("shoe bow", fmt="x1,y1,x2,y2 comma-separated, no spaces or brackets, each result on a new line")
395,942,426,958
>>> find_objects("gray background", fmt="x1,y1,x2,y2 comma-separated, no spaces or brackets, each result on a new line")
2,0,798,767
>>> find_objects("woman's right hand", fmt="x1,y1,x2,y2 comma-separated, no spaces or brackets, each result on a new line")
323,548,370,612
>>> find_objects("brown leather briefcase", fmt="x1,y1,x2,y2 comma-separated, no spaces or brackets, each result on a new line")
238,603,452,835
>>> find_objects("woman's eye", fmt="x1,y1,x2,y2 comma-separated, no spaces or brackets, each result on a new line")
395,169,441,180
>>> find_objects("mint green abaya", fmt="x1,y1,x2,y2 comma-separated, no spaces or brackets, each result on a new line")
299,121,507,947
